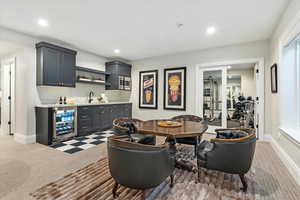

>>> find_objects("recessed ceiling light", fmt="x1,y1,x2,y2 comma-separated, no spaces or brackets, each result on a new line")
206,26,216,35
114,49,120,54
37,18,49,27
227,65,232,69
176,22,184,29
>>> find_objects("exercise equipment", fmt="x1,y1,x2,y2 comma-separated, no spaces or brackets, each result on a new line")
231,95,255,128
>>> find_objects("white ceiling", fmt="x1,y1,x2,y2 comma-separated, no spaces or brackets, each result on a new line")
0,0,290,60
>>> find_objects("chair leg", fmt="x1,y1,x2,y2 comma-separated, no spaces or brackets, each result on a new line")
195,136,201,158
142,190,146,200
170,174,174,188
239,174,248,192
197,159,200,182
112,182,119,198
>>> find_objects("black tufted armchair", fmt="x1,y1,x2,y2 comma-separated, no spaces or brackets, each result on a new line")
112,117,156,145
197,128,256,192
171,115,203,157
107,135,175,199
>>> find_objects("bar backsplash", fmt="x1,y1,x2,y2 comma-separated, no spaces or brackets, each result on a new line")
37,84,131,104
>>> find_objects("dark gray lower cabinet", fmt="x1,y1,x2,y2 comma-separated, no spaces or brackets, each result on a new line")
36,107,53,145
92,106,104,131
77,106,93,136
35,103,132,145
124,104,132,117
103,105,113,130
77,103,132,136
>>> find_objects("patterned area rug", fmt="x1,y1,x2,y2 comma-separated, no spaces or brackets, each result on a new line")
30,147,258,200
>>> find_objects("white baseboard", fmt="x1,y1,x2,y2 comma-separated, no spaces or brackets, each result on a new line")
261,132,271,141
265,134,300,186
14,133,36,144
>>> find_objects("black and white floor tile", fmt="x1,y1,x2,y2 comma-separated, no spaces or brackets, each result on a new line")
50,130,114,154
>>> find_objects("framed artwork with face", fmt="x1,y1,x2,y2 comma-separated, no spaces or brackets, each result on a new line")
164,67,186,110
139,70,158,109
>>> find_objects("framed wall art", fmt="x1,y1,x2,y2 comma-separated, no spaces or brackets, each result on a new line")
164,67,186,110
139,70,158,109
271,64,278,93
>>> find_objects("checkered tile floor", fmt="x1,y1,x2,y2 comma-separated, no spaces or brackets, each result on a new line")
50,130,114,154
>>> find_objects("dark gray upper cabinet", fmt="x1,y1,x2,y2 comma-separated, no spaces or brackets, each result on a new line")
41,48,60,86
60,52,76,87
105,61,132,90
36,42,77,87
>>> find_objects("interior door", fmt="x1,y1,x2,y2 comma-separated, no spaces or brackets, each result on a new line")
1,58,15,136
199,67,227,133
254,63,260,138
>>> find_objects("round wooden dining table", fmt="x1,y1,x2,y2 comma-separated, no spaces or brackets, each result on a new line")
135,120,208,139
135,120,208,172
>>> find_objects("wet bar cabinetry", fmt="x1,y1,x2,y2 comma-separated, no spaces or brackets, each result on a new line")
36,42,77,87
77,103,132,136
36,42,131,90
105,61,132,90
35,103,132,145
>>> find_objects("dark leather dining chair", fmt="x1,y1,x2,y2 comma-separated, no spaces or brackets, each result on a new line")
112,117,156,145
107,135,175,199
171,115,203,157
197,128,256,192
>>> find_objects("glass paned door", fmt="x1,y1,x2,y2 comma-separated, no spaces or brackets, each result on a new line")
199,67,227,133
226,73,242,128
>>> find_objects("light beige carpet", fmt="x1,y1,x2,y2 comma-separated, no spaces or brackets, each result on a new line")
1,135,299,200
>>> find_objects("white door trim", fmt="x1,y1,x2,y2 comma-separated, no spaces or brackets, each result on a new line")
0,56,16,136
195,57,265,140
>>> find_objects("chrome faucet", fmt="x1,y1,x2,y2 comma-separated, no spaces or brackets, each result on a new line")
88,91,95,103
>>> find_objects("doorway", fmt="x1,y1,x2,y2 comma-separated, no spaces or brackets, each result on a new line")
196,58,264,139
0,57,16,136
199,67,227,133
226,64,257,128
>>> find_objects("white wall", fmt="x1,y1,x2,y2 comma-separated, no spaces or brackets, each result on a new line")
0,28,130,143
131,40,269,122
269,0,300,181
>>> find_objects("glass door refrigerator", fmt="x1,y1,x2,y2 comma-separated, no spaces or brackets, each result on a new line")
53,107,77,141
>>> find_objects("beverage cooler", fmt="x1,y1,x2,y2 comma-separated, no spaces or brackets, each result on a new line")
53,107,77,141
